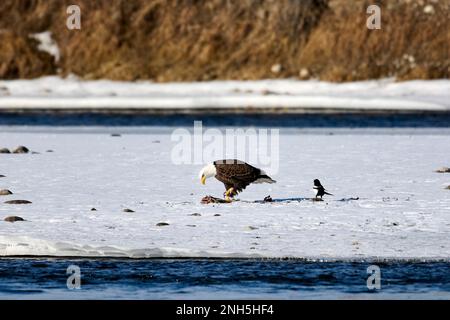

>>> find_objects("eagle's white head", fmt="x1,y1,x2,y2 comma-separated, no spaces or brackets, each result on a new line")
199,163,216,185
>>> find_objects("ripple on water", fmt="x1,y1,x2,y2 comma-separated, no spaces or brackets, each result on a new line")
0,258,449,299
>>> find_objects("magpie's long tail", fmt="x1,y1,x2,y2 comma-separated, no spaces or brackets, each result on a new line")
324,191,333,196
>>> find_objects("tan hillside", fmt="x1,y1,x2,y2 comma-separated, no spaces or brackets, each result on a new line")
0,0,448,81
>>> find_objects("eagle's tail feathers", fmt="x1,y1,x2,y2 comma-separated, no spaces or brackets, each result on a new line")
254,175,276,184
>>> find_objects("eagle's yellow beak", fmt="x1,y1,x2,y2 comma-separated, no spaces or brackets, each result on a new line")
201,175,206,185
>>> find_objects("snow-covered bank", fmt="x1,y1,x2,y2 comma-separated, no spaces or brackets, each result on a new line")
0,77,449,112
1,129,449,259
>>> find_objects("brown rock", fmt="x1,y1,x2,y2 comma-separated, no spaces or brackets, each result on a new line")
299,68,310,79
4,216,25,222
4,200,32,204
270,63,282,74
435,167,450,173
156,222,170,226
12,146,29,154
0,148,10,154
261,89,277,95
123,208,135,213
189,213,201,216
0,189,13,196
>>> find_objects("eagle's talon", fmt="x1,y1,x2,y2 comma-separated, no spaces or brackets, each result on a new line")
224,187,235,198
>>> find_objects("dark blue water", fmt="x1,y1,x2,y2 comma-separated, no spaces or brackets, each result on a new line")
0,112,449,127
0,259,449,299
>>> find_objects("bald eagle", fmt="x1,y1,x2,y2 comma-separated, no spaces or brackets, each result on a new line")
199,159,276,201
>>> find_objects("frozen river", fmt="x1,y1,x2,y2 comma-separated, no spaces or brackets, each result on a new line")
1,125,449,260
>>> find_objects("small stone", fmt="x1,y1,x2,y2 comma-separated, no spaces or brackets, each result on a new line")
256,8,268,20
123,208,135,213
263,195,273,202
0,148,11,154
261,89,276,95
4,216,25,222
0,189,13,196
4,200,32,204
12,146,29,154
423,5,435,14
189,213,201,216
0,175,5,178
152,140,160,143
299,68,309,79
214,214,221,216
270,63,282,74
247,226,258,230
435,167,450,173
91,208,97,211
186,224,196,227
446,186,450,190
111,133,121,137
156,222,170,226
46,150,54,153
392,222,399,226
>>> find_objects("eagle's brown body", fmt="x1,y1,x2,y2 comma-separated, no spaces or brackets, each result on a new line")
213,159,275,196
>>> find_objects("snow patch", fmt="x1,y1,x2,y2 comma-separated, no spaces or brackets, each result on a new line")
0,130,449,259
29,31,60,62
0,77,448,111
0,236,257,258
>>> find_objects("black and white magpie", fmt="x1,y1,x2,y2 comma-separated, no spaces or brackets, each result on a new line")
313,179,333,199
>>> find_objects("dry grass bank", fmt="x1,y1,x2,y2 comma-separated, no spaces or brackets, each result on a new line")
0,0,448,81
